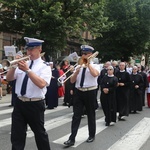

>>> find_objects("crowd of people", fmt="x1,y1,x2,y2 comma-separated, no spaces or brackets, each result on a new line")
62,55,150,147
0,36,150,149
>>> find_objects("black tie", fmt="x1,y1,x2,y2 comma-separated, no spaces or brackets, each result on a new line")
20,60,33,96
80,67,86,87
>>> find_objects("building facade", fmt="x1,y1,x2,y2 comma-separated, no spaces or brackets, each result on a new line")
0,32,22,60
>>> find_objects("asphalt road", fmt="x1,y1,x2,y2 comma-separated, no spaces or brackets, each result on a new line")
0,94,150,150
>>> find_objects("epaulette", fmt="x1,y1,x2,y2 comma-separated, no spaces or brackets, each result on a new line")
43,61,50,66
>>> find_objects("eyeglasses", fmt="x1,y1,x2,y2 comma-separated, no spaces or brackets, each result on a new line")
107,69,113,71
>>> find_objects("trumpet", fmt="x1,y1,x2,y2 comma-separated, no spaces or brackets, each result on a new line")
0,52,45,74
57,51,99,84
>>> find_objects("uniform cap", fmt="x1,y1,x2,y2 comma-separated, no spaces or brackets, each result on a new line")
24,37,44,49
80,45,94,52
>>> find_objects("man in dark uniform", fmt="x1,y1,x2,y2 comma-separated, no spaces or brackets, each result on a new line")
64,45,100,147
6,37,51,150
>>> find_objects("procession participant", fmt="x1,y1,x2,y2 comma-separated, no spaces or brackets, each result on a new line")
130,66,144,113
62,59,70,73
64,45,100,147
63,65,75,106
116,62,131,120
137,65,149,106
100,66,118,126
56,64,65,98
111,60,119,76
147,71,150,107
6,37,51,150
98,61,111,86
45,62,59,109
0,64,3,100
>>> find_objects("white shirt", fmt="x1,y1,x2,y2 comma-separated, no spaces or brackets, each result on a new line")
14,57,51,98
75,64,100,88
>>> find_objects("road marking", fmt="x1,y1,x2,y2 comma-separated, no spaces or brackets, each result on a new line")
44,106,68,114
0,108,13,115
27,113,73,137
0,106,69,128
107,117,150,150
0,118,11,128
53,117,107,147
0,103,11,108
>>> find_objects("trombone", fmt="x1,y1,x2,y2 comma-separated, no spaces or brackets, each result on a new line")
57,51,99,84
57,63,78,84
0,52,45,74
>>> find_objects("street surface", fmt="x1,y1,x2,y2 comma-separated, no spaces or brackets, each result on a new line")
0,94,150,150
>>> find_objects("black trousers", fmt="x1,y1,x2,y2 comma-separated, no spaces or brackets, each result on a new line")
11,98,51,150
69,89,96,141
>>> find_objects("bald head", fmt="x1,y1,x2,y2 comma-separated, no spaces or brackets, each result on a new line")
119,62,126,70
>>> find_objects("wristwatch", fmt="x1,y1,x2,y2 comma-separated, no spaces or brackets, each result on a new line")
25,69,31,74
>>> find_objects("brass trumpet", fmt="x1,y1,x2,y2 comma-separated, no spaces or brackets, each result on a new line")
57,51,99,84
0,52,45,74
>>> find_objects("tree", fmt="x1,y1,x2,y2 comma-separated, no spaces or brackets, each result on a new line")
92,0,150,62
0,0,112,55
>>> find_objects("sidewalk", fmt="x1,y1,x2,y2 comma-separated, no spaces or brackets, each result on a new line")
0,94,11,104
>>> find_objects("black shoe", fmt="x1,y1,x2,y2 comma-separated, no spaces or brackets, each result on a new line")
64,140,75,147
63,103,68,106
86,137,95,143
118,116,125,121
105,122,110,126
47,107,54,109
118,116,121,120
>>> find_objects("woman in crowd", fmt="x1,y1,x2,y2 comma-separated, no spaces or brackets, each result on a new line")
56,64,65,98
45,62,59,109
130,66,144,113
100,66,118,126
116,62,130,120
146,71,150,107
62,59,70,73
0,64,3,100
63,65,75,106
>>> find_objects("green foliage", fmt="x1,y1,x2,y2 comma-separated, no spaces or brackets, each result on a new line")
0,0,149,61
0,0,111,54
92,0,150,62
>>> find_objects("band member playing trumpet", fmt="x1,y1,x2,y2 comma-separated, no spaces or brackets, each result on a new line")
64,45,100,147
6,37,51,150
